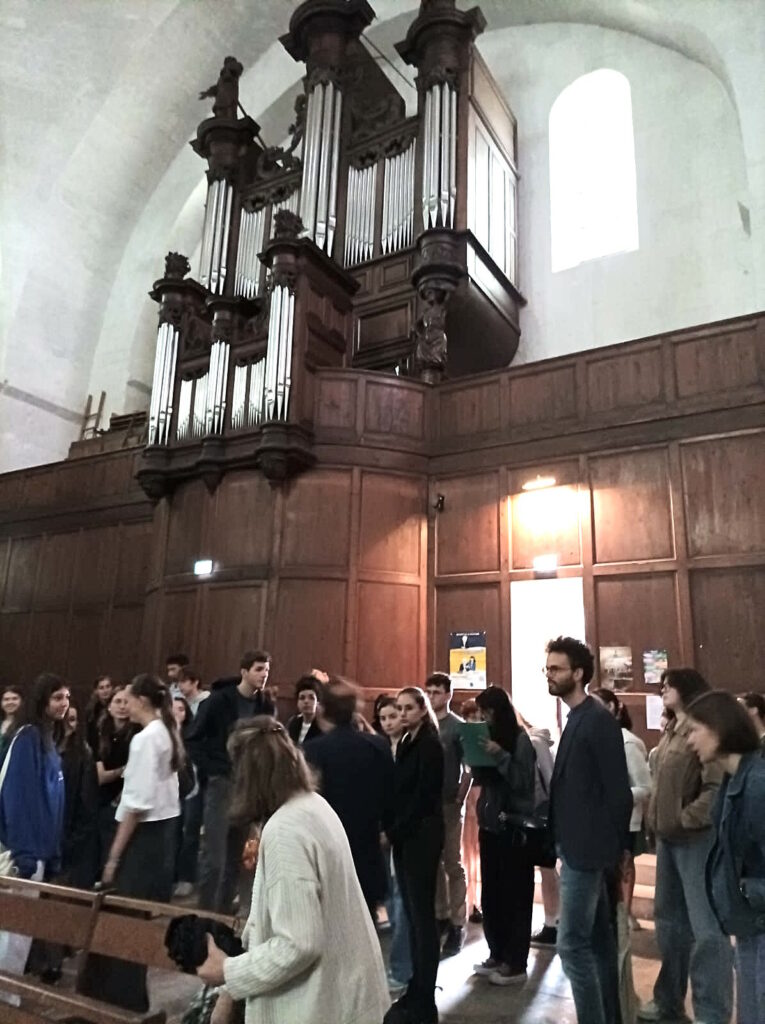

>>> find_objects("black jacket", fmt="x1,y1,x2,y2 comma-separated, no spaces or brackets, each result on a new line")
304,726,394,904
387,723,444,847
287,715,322,745
472,731,536,834
186,681,274,780
549,697,632,870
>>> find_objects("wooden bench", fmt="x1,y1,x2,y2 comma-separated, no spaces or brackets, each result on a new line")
0,877,236,1024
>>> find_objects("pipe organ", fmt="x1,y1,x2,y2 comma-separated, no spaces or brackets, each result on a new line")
139,0,526,498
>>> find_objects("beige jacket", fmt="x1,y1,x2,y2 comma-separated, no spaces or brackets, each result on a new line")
646,717,723,841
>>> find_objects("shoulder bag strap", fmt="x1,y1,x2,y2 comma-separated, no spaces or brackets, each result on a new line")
0,726,28,799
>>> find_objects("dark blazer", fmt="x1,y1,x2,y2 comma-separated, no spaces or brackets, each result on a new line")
304,726,394,905
549,696,632,870
388,723,444,847
286,715,322,745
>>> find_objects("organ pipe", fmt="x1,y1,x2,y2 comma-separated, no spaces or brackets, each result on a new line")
148,321,179,445
176,378,193,441
263,283,295,421
300,81,343,256
198,178,234,294
248,357,265,426
192,373,208,438
421,81,457,230
344,163,377,267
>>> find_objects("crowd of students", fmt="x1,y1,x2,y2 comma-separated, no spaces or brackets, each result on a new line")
0,639,763,1024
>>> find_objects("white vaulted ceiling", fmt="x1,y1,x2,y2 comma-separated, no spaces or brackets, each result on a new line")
1,0,763,471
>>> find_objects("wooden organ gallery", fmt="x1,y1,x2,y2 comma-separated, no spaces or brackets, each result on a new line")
0,0,764,736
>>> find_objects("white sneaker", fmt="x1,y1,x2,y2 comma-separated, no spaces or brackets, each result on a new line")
637,1002,689,1023
473,957,500,976
488,966,527,986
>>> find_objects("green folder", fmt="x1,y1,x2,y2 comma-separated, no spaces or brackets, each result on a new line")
458,720,496,768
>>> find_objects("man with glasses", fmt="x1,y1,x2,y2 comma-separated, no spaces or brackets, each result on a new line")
546,636,632,1024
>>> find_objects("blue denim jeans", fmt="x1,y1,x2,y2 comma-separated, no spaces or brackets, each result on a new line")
653,834,733,1024
735,932,765,1024
384,851,412,984
557,856,620,1024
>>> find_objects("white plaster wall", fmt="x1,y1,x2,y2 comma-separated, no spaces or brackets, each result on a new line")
480,23,756,363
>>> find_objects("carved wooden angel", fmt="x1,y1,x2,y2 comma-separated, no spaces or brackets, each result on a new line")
199,56,244,119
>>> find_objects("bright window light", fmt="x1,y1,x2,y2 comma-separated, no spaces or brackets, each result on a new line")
193,559,213,576
549,69,639,272
533,554,559,573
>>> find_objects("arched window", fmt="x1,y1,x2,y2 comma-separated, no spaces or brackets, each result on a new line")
549,69,639,272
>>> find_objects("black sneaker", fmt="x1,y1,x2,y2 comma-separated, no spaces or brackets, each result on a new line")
530,924,557,946
468,906,483,923
441,924,465,957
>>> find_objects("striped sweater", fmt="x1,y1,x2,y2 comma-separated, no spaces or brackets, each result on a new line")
223,790,390,1024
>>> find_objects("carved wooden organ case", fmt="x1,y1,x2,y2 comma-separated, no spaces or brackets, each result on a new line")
138,0,524,497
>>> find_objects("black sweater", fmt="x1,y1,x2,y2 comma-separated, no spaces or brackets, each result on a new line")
186,681,274,779
388,723,444,846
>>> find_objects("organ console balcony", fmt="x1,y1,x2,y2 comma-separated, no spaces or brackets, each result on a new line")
137,0,525,499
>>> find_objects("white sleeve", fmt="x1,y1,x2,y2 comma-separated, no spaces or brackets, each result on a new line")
223,876,323,999
625,739,652,810
119,733,159,814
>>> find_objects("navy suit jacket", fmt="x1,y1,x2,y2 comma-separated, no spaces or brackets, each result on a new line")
549,696,632,870
304,726,394,904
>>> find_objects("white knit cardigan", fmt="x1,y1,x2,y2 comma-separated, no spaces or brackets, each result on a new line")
223,790,390,1024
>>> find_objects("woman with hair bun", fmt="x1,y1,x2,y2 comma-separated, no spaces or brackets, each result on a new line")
197,715,388,1024
79,674,182,1013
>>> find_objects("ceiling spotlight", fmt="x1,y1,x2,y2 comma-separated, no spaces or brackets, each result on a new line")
522,475,557,491
193,559,213,576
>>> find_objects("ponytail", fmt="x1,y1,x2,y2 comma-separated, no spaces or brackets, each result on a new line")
129,673,185,772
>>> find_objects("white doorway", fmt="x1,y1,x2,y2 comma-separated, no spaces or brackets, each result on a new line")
510,577,586,739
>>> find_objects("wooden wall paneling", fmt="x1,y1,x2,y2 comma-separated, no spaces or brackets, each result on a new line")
0,613,31,684
314,375,358,439
107,605,148,682
668,442,695,662
2,537,40,612
438,380,501,443
585,344,664,417
272,579,347,684
115,521,154,604
26,610,71,678
72,526,118,607
21,469,57,509
507,365,577,431
356,581,420,688
344,468,362,681
358,473,424,575
158,589,200,668
67,609,107,686
0,472,25,512
280,469,352,570
690,567,765,692
498,466,511,693
435,472,500,576
202,584,268,682
435,583,502,687
590,448,674,564
165,480,208,576
364,380,425,445
0,539,9,603
508,462,581,570
674,322,761,402
207,472,275,571
594,573,681,689
681,432,765,557
34,531,79,611
579,454,597,658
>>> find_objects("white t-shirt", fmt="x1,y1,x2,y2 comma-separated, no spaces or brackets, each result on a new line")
298,719,313,744
116,719,180,823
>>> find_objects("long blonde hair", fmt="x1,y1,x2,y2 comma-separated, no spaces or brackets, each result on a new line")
227,716,315,824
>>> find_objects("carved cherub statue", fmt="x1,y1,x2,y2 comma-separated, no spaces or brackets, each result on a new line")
199,56,244,119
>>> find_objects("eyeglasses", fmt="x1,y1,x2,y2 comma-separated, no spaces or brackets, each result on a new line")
542,666,568,677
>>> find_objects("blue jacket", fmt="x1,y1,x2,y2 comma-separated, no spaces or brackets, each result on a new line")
706,753,765,938
0,726,65,878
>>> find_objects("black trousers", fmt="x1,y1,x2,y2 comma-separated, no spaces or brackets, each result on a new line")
479,828,535,972
77,818,177,1012
393,815,444,1020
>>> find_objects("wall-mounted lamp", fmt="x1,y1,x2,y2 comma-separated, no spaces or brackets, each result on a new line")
433,493,445,512
533,553,558,573
193,559,213,576
522,475,557,491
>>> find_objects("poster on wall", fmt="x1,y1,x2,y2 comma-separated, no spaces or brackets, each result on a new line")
643,649,668,686
646,694,665,730
449,632,487,690
599,646,633,691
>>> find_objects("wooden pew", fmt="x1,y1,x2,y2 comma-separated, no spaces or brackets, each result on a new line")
0,877,236,1023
